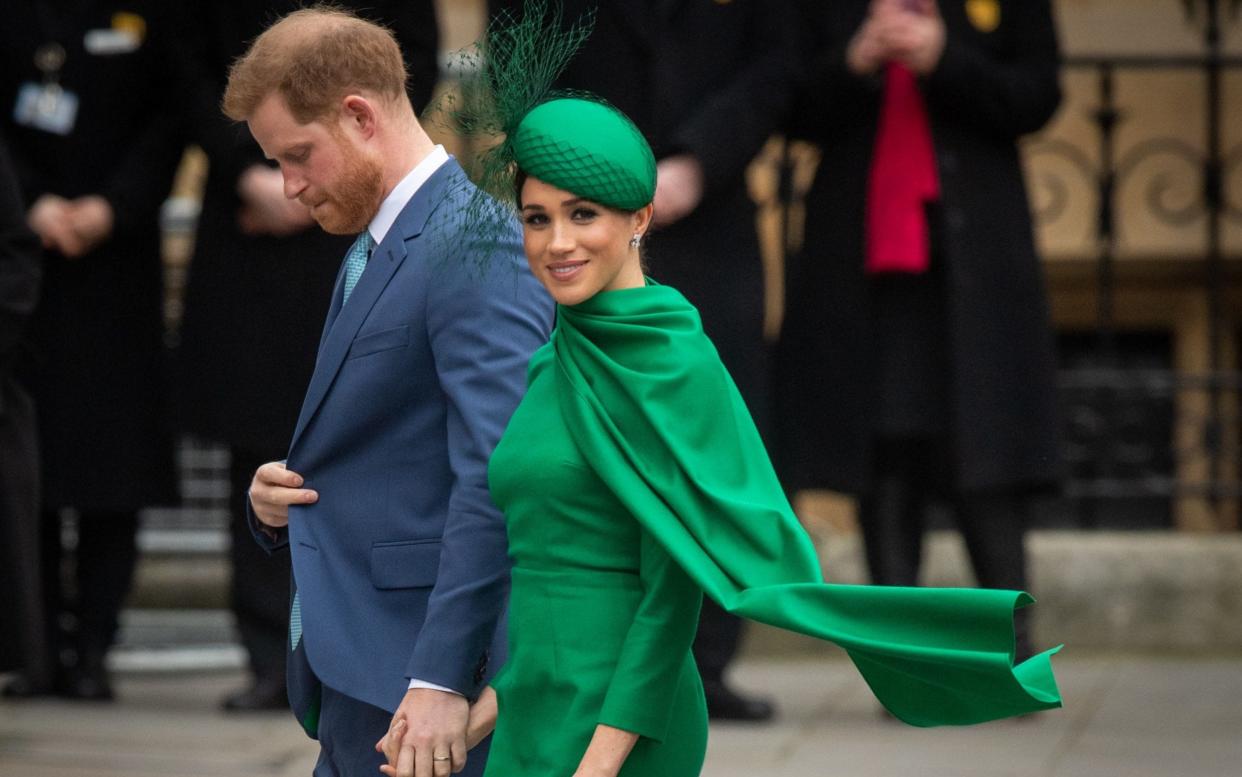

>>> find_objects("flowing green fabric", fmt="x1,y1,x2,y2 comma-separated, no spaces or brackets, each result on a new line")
552,283,1062,727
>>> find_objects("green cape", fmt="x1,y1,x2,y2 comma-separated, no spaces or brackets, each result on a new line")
552,283,1061,726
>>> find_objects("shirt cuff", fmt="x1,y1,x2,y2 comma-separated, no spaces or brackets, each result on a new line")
408,678,464,695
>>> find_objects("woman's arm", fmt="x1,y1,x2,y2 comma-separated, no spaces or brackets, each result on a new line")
585,529,702,772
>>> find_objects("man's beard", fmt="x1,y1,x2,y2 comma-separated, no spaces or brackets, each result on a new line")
312,138,384,235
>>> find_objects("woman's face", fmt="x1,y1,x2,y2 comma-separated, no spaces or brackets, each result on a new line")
520,176,651,306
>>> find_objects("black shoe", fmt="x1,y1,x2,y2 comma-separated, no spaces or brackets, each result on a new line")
704,681,775,722
221,678,287,712
1,674,58,699
60,659,115,702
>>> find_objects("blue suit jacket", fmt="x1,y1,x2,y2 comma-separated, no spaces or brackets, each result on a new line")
250,159,552,722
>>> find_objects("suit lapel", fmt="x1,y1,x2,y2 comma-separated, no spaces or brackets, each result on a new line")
288,161,461,452
316,260,350,354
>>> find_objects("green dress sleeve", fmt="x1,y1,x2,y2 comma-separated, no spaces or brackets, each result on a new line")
552,283,1062,727
597,527,702,741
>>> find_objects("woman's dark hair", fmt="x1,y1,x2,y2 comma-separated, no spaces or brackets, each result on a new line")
514,168,530,209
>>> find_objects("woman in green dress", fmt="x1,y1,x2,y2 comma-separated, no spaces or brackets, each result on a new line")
412,95,1062,777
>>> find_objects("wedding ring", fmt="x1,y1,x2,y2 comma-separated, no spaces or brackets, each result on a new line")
433,755,451,762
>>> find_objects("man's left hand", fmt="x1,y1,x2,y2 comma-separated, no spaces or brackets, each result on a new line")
652,155,704,228
378,688,469,777
65,195,115,257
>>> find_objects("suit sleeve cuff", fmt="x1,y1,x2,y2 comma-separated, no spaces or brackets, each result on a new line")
407,678,464,696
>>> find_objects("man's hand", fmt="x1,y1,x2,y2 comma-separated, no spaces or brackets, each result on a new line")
248,461,317,528
846,0,892,76
237,164,315,236
28,194,81,256
652,154,704,229
378,688,469,777
65,195,115,256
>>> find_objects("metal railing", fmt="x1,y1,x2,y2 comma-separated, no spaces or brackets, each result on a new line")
1022,0,1242,528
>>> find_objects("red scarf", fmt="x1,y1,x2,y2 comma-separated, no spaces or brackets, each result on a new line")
865,63,940,274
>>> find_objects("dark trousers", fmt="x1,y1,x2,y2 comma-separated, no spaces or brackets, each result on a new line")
229,447,291,686
0,379,50,682
859,437,1034,660
313,685,391,777
38,508,140,669
692,598,742,686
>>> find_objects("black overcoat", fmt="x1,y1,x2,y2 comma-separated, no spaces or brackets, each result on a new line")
776,0,1064,495
489,0,798,429
171,1,440,453
1,0,184,511
0,132,45,676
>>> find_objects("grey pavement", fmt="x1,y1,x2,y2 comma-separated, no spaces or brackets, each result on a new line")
3,652,1240,777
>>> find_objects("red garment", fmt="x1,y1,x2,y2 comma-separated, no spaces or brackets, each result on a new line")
865,63,940,274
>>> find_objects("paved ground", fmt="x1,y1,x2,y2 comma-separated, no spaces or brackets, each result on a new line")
2,653,1239,777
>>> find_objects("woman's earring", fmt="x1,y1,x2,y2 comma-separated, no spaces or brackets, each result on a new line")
630,233,642,249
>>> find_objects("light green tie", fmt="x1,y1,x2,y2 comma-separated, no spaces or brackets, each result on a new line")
290,591,302,651
342,230,375,303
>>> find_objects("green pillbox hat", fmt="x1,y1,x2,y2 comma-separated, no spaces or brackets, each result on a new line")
511,98,656,211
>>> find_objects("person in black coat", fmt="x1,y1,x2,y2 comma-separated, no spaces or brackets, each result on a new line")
777,0,1063,661
0,1,184,699
0,133,45,694
170,1,439,711
488,0,798,722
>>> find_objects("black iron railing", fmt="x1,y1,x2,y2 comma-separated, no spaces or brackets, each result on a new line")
1022,0,1242,528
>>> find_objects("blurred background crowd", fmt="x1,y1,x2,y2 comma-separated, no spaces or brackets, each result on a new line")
1,0,1241,740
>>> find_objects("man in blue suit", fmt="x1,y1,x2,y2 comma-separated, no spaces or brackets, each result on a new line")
222,8,552,776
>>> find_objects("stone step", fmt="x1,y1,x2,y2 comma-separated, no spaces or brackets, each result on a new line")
109,609,244,673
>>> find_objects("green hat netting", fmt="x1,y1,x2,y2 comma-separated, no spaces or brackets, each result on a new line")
422,2,655,272
511,98,655,210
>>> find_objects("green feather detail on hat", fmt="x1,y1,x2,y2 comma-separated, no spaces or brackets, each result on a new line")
512,98,656,210
421,0,597,272
424,2,654,273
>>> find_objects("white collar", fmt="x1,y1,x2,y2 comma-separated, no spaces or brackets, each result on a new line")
367,145,450,245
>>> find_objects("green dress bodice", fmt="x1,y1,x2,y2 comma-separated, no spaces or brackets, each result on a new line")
487,342,708,777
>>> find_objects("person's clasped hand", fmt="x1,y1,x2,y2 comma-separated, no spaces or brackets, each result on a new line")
652,154,704,229
377,687,470,777
236,163,315,237
847,0,946,76
376,686,497,777
28,193,115,258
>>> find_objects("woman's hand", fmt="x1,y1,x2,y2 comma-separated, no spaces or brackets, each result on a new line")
571,724,639,777
466,686,498,749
